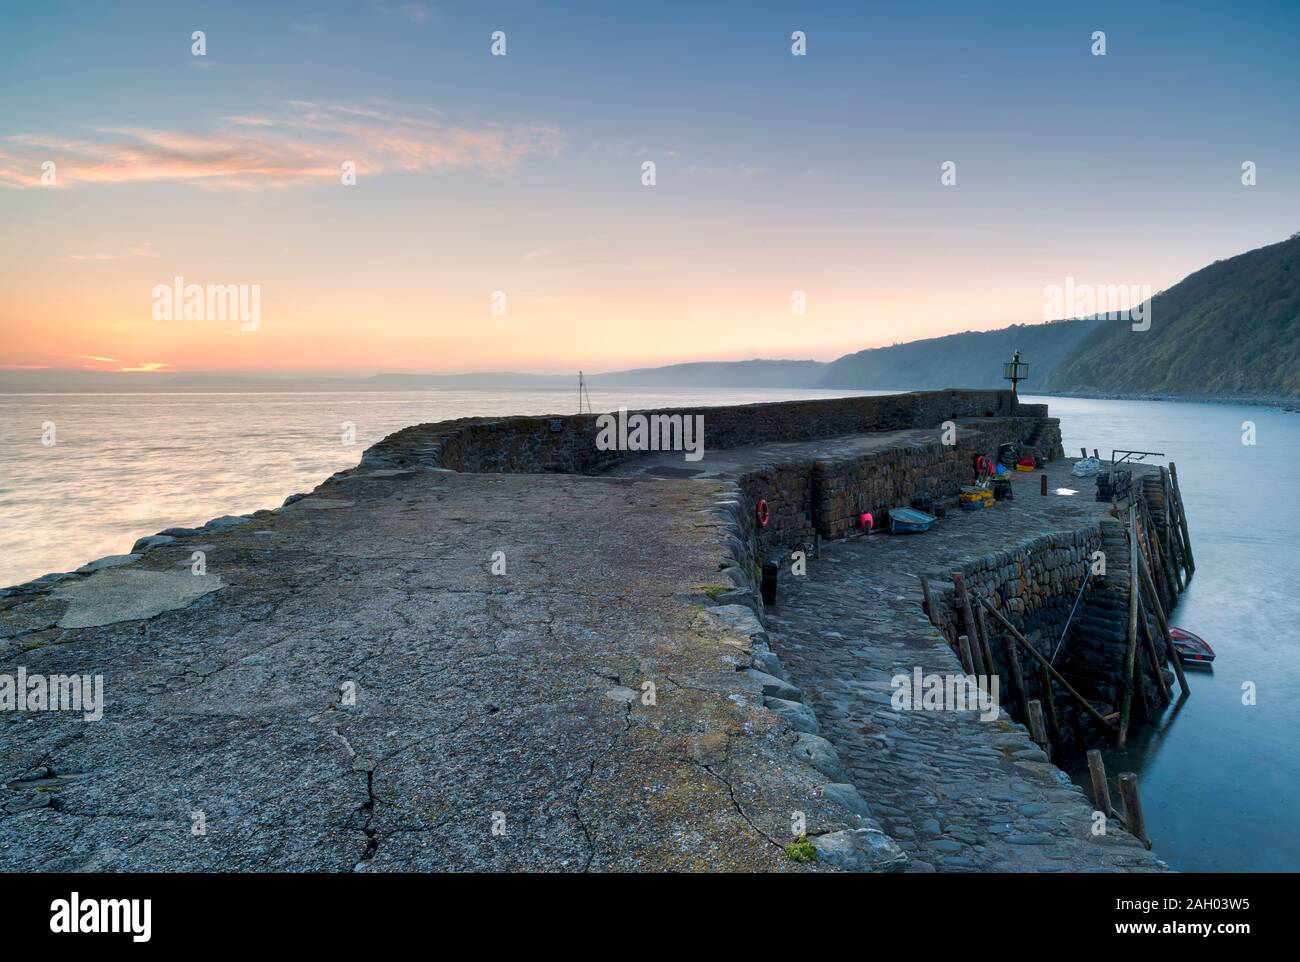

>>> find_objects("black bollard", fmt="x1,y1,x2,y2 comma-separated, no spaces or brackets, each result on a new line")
760,560,779,607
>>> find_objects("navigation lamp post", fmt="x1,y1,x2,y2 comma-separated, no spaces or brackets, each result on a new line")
1003,350,1029,404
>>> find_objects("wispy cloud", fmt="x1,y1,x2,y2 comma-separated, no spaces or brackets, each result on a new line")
73,355,170,373
117,362,170,373
522,234,603,261
0,101,562,189
68,243,158,262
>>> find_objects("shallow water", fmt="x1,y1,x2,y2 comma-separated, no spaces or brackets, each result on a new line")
1,387,1296,870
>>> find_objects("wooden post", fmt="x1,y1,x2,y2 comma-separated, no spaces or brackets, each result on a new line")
972,631,987,676
1148,497,1179,605
1161,522,1182,597
1160,619,1191,701
1080,447,1088,459
1026,699,1049,756
1039,662,1063,751
919,574,935,626
1138,549,1168,635
1162,467,1189,582
1040,473,1048,496
1086,749,1113,817
1138,595,1171,702
1142,499,1177,609
957,632,976,675
980,596,1117,730
1145,528,1171,622
1118,772,1151,848
1138,551,1188,696
1159,467,1183,590
1168,462,1195,576
1144,504,1175,608
1119,504,1141,746
1001,634,1025,719
953,572,986,676
975,604,997,685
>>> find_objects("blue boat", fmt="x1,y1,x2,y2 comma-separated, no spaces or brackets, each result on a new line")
888,506,937,534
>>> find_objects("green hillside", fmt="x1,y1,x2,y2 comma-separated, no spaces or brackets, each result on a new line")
819,233,1300,398
821,319,1099,391
1050,234,1300,396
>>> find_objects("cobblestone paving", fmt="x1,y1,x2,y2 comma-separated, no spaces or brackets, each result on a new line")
767,463,1168,871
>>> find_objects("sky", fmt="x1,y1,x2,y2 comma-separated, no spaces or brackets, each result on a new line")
1,0,1298,376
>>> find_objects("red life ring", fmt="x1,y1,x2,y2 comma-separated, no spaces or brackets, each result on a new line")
755,498,770,528
975,454,987,475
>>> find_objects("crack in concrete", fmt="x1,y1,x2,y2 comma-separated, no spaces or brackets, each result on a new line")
571,695,636,872
700,755,783,850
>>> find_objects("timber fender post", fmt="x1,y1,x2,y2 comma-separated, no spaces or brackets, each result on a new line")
1168,461,1195,577
1087,749,1114,819
979,596,1118,732
1118,503,1141,747
1119,773,1151,849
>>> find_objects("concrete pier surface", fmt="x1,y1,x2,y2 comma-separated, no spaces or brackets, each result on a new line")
1,469,888,872
2,392,1169,871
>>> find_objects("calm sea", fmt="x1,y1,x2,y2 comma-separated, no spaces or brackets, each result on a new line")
1,387,1296,870
1039,395,1300,873
0,387,877,586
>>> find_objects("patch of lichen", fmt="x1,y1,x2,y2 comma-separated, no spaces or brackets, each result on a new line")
697,585,732,600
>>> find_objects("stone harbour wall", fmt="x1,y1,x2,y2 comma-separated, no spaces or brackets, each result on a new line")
737,461,818,556
927,526,1108,757
360,389,1024,475
1067,517,1175,715
809,420,1054,541
927,510,1175,759
731,417,1057,559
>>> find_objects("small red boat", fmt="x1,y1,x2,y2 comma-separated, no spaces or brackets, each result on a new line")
1169,627,1215,666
